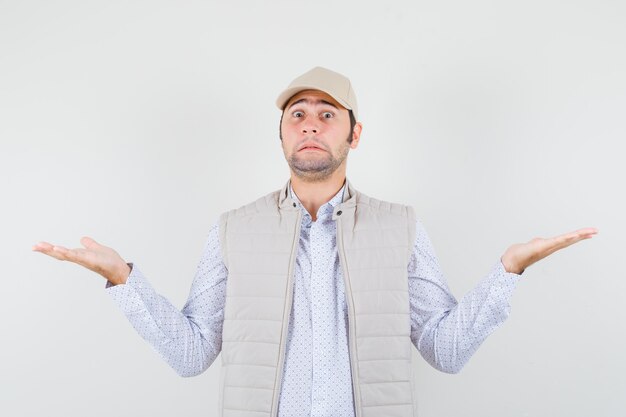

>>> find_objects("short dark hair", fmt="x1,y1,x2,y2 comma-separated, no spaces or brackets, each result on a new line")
280,109,357,144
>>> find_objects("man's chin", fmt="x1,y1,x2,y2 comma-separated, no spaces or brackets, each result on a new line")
289,163,334,180
290,157,331,170
292,166,332,175
293,172,334,182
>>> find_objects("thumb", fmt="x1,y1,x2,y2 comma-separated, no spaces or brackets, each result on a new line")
80,236,100,250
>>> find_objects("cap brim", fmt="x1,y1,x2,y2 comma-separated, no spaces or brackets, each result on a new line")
276,85,353,113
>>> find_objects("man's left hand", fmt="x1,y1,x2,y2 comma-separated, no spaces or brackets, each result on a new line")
501,227,598,275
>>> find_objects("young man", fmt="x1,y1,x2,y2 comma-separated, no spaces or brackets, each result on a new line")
33,67,597,417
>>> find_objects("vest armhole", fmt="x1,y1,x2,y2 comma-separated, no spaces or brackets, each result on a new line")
406,205,417,261
218,211,230,270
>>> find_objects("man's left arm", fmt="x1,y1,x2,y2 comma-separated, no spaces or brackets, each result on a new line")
408,219,597,374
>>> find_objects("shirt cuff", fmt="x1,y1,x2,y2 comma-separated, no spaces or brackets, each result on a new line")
105,262,149,313
498,258,524,277
491,259,523,302
105,262,138,289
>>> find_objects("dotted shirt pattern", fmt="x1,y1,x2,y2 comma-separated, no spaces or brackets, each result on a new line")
106,183,521,417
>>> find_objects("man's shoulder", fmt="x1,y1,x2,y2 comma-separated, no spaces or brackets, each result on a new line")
354,189,415,218
220,187,282,220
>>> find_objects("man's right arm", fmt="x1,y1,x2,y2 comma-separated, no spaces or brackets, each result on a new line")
105,221,227,377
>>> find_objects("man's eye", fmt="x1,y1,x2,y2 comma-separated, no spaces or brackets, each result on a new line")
293,111,304,117
322,112,333,118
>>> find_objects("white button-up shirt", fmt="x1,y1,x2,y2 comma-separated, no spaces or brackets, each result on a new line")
106,180,521,417
278,182,354,416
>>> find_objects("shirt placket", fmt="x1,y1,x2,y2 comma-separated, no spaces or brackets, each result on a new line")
310,210,335,417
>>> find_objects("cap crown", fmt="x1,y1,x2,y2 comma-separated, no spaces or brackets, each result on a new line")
276,66,358,120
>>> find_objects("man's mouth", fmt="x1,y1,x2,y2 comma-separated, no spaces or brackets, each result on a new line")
299,143,325,152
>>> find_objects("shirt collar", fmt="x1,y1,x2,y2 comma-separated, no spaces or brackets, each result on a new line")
289,179,346,219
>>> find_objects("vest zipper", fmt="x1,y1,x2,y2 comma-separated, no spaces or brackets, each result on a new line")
336,214,363,417
270,209,302,417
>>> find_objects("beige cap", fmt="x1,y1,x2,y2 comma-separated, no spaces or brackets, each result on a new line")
276,66,359,120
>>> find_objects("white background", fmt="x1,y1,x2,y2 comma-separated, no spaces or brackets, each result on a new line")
1,1,624,416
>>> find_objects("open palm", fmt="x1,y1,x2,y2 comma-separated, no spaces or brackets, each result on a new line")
32,237,130,285
501,227,598,274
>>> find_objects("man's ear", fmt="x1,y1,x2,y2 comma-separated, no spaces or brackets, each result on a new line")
351,122,363,149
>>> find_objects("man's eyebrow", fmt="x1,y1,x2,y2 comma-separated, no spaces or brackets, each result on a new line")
286,98,339,110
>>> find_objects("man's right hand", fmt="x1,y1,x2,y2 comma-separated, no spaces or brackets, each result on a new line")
32,237,131,286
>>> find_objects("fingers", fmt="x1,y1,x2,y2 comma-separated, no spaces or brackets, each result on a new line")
553,227,598,245
58,247,89,263
32,241,90,264
80,236,100,250
536,227,598,257
32,241,71,261
32,241,53,252
569,227,598,237
578,227,599,239
560,228,598,240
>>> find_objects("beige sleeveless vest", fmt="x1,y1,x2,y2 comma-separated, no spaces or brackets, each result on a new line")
217,178,417,417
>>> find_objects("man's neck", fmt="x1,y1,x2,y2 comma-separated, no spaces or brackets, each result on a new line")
290,172,346,221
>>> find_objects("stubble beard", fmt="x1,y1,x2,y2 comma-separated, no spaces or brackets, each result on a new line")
286,136,351,183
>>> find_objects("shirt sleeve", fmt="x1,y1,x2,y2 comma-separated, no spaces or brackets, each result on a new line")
408,218,521,374
104,220,227,377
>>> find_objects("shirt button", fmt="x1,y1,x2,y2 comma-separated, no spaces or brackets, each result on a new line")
337,210,342,216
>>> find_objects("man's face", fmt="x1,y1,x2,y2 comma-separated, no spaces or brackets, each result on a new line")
280,89,360,182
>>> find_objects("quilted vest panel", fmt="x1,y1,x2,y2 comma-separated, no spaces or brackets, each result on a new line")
217,179,417,417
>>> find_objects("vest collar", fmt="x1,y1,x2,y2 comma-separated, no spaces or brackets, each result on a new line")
278,177,358,218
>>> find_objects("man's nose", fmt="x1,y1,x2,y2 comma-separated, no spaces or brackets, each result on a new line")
301,116,319,134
